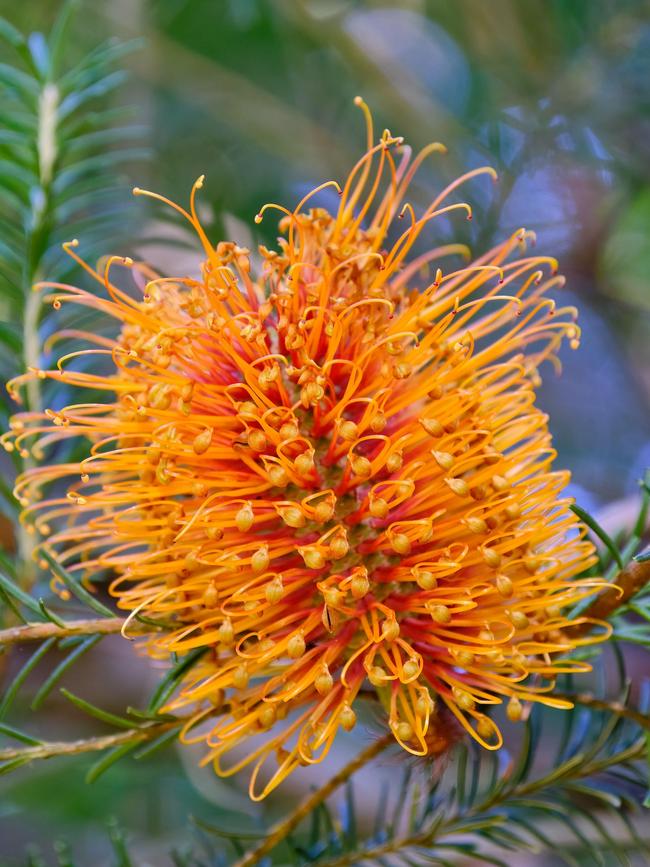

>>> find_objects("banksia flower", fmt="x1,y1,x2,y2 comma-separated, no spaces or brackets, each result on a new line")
6,99,608,799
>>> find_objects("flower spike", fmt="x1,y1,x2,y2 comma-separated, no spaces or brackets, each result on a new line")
7,101,608,798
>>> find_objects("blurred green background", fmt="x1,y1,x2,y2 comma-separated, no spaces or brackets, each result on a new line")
1,0,649,863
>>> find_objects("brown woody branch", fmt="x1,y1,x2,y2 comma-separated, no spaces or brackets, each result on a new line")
0,719,180,763
579,558,650,624
0,617,158,646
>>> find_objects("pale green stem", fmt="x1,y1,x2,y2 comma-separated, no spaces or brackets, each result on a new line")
16,83,60,588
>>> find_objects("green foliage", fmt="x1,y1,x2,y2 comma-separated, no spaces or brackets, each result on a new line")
0,0,145,458
328,701,648,866
4,679,649,865
573,472,650,648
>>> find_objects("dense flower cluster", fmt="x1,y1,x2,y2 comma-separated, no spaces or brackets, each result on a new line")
6,101,606,798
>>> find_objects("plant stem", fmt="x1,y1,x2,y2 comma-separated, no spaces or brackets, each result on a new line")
22,81,59,413
23,287,43,417
16,83,59,589
0,719,180,764
316,832,432,867
233,732,393,867
555,692,650,731
0,617,158,646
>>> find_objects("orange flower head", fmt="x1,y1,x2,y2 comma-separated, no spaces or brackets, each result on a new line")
6,100,608,799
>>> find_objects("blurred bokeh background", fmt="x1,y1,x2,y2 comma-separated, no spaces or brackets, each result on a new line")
1,0,649,864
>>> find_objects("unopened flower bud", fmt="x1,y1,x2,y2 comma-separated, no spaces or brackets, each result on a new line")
294,451,314,475
420,417,443,437
496,574,514,598
368,665,387,686
386,451,403,472
268,464,289,487
315,664,334,695
369,497,389,519
393,362,412,380
430,604,451,624
476,716,494,739
350,571,369,599
313,499,335,522
402,658,420,680
351,455,372,478
279,505,305,528
506,695,523,722
329,534,349,560
452,686,475,711
431,449,454,470
323,586,344,607
465,516,487,534
251,545,270,574
509,609,529,630
207,525,224,541
301,547,326,570
395,721,413,741
238,400,257,417
265,576,284,604
202,581,219,608
218,618,234,645
415,570,437,590
416,690,435,717
340,704,356,731
259,705,277,728
339,420,358,441
193,427,213,455
482,546,502,568
382,619,400,642
504,502,521,520
279,422,299,440
232,664,249,690
287,631,306,658
391,532,411,555
445,477,469,497
236,503,254,532
247,429,267,452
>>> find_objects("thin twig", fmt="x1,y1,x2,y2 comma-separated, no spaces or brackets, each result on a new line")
0,719,180,763
0,617,157,646
233,732,393,867
556,692,650,731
